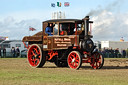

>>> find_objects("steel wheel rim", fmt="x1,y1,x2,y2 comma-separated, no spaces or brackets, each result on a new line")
91,52,102,69
27,45,41,67
68,52,80,69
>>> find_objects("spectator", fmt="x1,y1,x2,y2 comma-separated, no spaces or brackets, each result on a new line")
101,48,106,58
104,48,109,58
110,48,114,58
121,49,126,58
3,47,6,58
11,47,15,58
115,48,119,58
16,47,20,57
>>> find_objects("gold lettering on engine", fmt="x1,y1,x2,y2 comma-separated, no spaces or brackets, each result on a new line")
54,38,71,47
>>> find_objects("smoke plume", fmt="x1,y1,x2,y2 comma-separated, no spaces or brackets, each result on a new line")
87,0,128,41
87,0,122,16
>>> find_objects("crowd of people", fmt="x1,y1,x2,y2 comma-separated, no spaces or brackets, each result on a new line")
11,47,20,57
97,48,127,58
0,46,20,58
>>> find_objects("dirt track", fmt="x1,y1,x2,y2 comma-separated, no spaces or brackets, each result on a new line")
103,58,128,69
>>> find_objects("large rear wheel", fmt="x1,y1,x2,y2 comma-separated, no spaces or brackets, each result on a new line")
27,44,46,68
90,52,104,69
67,51,82,70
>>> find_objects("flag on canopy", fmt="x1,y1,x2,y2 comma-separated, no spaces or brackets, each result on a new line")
51,3,55,7
29,27,36,31
64,2,69,7
57,2,61,7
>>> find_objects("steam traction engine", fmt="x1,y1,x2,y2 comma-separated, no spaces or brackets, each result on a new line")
22,16,104,70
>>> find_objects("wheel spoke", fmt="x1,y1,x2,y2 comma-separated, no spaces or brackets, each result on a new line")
75,62,78,67
38,55,41,58
35,59,39,65
75,59,79,63
34,47,40,55
31,50,36,56
75,55,78,59
72,62,75,67
69,56,73,60
99,62,101,66
72,54,76,58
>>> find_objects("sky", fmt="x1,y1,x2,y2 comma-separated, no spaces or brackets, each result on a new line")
0,0,128,41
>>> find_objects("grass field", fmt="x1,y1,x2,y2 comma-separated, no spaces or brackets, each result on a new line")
0,58,128,85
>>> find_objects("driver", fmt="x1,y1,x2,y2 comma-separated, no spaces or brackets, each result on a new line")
45,23,53,36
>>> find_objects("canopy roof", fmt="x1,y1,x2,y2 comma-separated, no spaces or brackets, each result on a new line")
43,19,83,23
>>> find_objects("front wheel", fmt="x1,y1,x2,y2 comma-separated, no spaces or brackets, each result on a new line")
90,52,104,69
67,51,82,70
27,44,46,68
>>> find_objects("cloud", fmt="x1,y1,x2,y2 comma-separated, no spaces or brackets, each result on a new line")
0,9,54,40
0,16,41,40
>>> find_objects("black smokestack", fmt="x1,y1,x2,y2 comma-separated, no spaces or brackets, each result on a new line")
83,16,89,38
